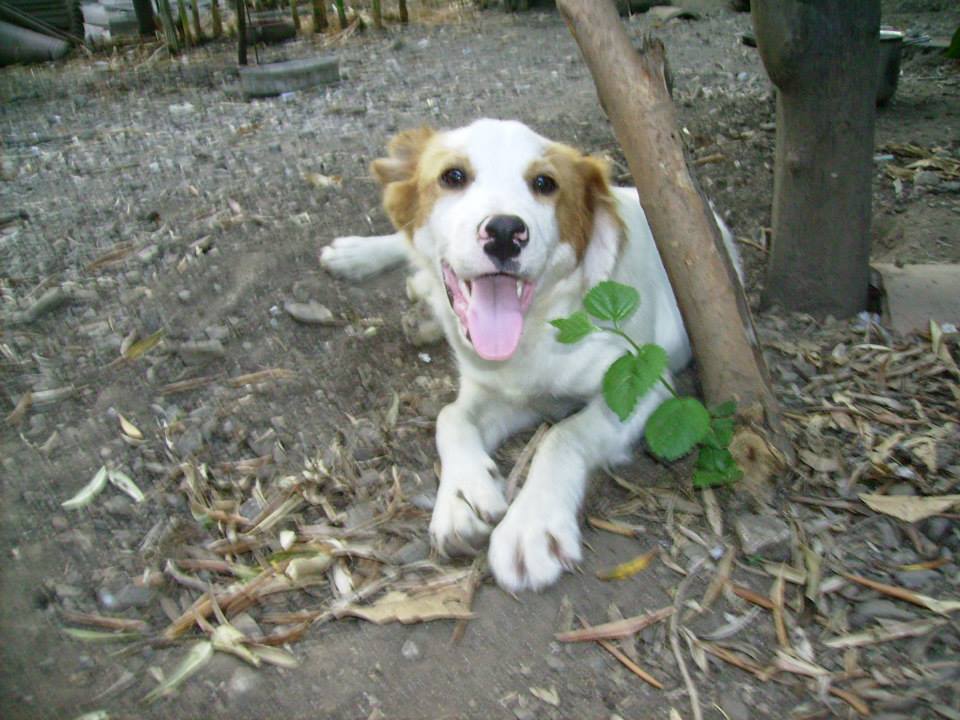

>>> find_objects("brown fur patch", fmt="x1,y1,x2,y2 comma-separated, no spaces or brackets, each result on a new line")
370,128,476,238
527,144,623,259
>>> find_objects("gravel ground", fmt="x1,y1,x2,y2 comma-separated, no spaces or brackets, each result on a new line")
1,3,959,719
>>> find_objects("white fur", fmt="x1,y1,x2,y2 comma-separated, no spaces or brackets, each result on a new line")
321,119,738,592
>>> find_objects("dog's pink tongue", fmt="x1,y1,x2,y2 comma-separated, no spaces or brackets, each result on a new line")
466,275,523,361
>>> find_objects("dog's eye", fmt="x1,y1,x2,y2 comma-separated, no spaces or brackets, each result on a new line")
440,168,468,189
531,174,558,195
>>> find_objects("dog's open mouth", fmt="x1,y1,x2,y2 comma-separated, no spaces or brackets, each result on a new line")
442,261,535,361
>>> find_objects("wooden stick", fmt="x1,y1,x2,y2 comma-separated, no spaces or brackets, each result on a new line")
577,615,663,689
556,0,791,464
556,606,673,642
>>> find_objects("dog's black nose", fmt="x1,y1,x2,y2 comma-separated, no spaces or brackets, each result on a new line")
481,215,528,264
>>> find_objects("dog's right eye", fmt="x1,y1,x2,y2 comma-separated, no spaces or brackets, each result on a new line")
440,168,468,189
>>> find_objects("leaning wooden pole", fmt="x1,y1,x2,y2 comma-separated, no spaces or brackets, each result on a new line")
556,0,793,470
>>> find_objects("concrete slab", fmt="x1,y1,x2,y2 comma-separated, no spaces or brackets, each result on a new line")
873,263,960,334
239,55,339,98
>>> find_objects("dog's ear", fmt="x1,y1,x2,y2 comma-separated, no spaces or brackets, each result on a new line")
577,155,625,287
370,128,434,234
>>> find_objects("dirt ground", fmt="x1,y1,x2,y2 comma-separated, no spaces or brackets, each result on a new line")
1,2,959,719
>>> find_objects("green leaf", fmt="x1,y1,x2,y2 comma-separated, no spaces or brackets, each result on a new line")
583,281,640,324
947,26,960,59
603,353,642,421
696,445,736,472
602,347,668,421
644,397,711,461
702,416,735,449
549,311,597,344
693,447,741,488
633,344,668,387
710,400,737,418
693,467,741,489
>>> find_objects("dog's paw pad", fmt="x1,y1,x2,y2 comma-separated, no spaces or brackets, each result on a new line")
488,505,582,593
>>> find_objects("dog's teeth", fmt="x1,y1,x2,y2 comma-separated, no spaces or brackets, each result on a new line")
516,280,523,298
461,279,471,298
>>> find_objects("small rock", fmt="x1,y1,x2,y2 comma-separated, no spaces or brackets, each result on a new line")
851,599,918,626
923,517,952,542
226,666,263,697
400,639,421,660
137,244,159,264
174,426,204,457
178,339,225,365
914,170,941,187
283,300,336,325
717,689,750,720
393,539,429,564
16,286,72,324
893,569,940,590
107,584,155,611
544,654,566,672
177,289,192,303
734,513,791,560
103,496,133,516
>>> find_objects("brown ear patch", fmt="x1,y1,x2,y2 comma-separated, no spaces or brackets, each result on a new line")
531,144,622,259
370,127,435,234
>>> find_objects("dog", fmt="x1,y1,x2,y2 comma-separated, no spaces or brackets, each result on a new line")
321,119,737,592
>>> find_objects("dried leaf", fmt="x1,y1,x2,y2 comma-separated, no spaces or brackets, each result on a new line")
144,641,213,703
302,172,343,189
62,627,141,643
117,413,143,440
62,466,109,509
823,618,947,648
108,469,145,503
72,712,110,720
798,449,840,473
773,649,829,677
859,493,960,523
6,390,32,425
555,606,674,642
530,686,559,707
211,624,260,667
338,585,474,625
250,644,299,668
596,549,657,581
122,329,165,361
842,572,960,615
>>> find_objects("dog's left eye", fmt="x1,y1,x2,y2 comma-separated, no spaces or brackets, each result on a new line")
440,168,469,189
531,174,558,195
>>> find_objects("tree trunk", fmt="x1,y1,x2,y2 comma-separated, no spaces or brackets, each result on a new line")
131,0,155,37
190,0,204,42
556,0,792,470
158,0,179,51
177,0,192,46
236,0,248,65
312,0,327,31
211,0,223,38
290,0,301,31
372,0,382,29
752,0,880,317
334,0,347,29
399,0,408,24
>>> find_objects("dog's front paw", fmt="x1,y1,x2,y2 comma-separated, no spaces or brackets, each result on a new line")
319,236,384,280
488,501,582,593
429,459,508,557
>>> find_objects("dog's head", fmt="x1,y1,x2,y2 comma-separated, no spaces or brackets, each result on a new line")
372,119,623,362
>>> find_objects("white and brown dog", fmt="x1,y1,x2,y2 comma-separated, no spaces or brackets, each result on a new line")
321,119,734,592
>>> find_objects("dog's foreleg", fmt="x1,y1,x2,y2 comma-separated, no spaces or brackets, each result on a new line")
488,380,672,592
430,383,539,557
319,231,409,280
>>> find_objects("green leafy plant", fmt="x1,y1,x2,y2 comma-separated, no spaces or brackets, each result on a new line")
550,281,741,489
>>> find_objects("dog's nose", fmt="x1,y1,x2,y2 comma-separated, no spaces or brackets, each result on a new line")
479,215,529,264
